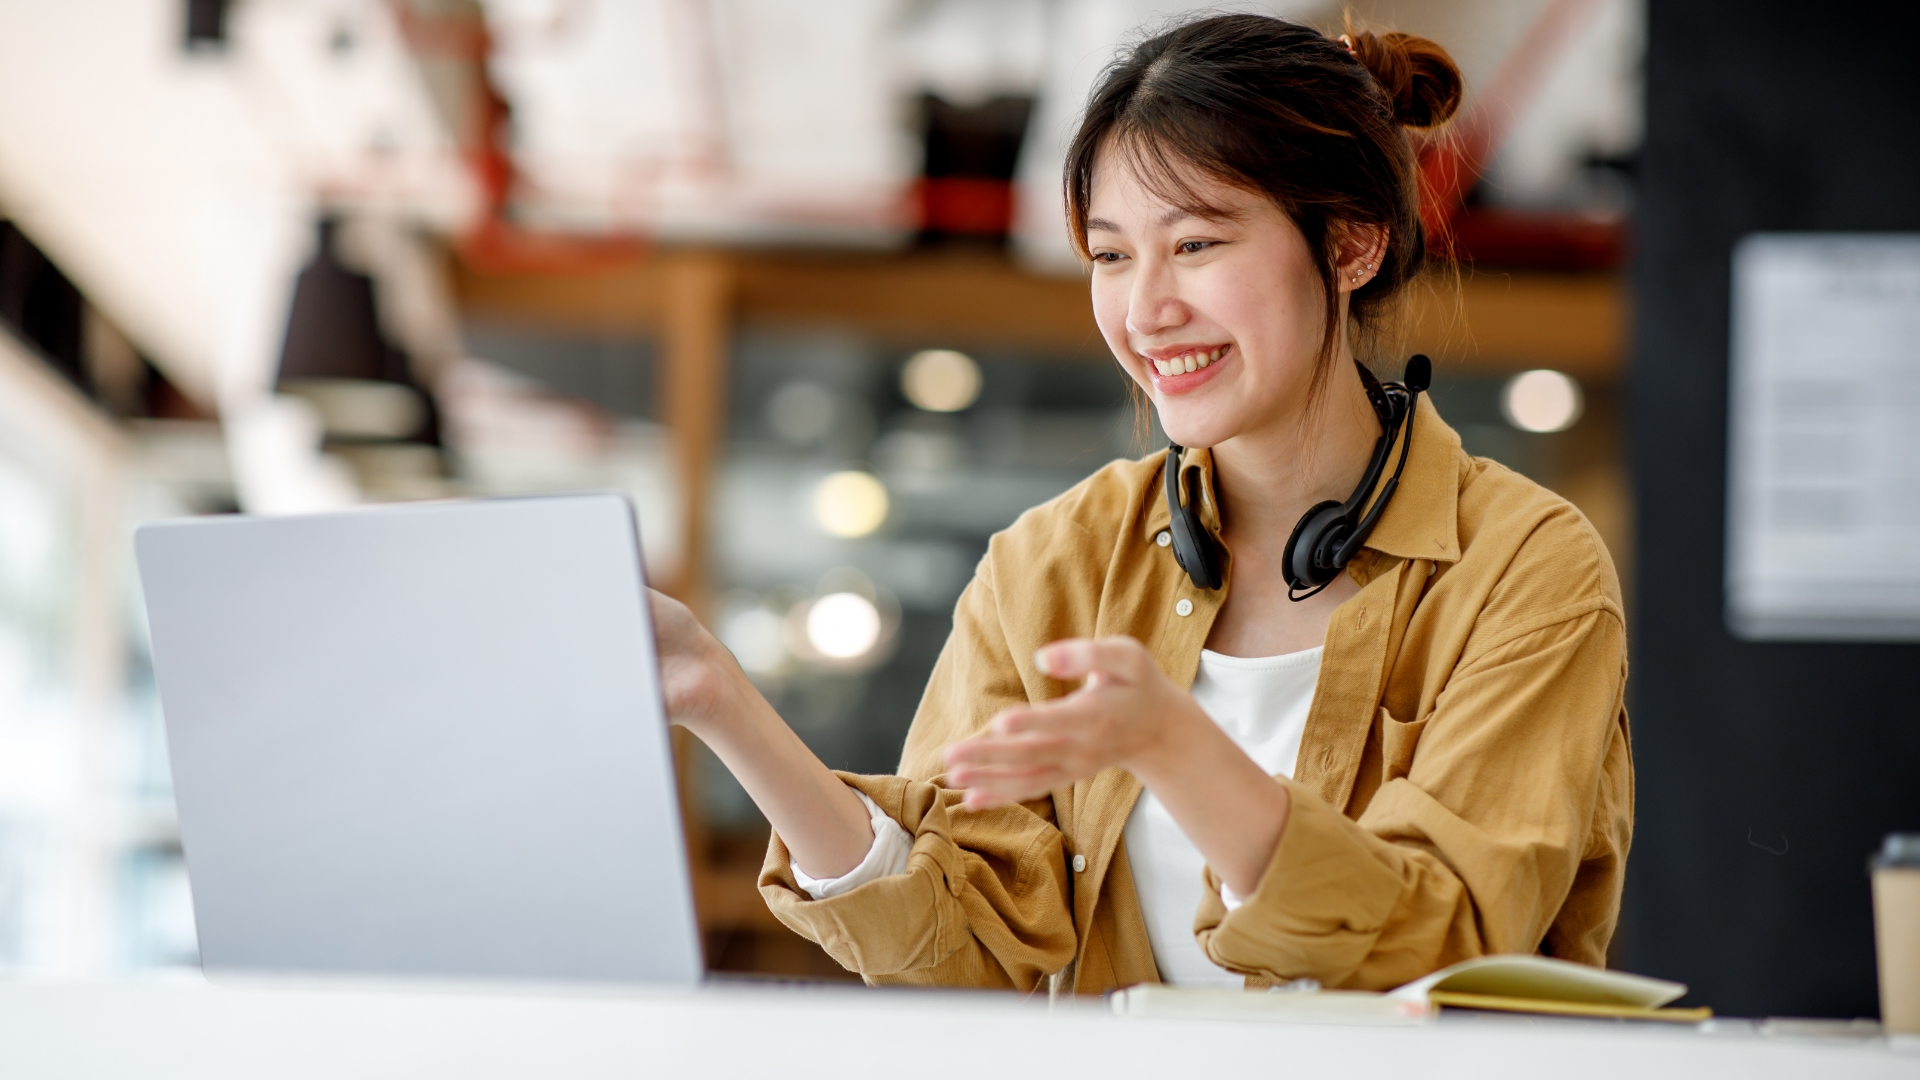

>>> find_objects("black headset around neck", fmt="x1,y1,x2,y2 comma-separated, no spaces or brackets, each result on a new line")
1163,354,1431,601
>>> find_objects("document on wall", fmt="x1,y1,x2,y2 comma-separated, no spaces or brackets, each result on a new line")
1726,234,1920,640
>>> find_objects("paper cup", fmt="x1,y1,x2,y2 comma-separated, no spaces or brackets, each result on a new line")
1872,834,1920,1035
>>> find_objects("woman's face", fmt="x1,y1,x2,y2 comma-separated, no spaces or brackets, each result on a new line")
1086,150,1332,450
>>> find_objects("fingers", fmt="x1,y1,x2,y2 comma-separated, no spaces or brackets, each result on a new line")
946,762,1057,788
944,730,1072,768
648,589,701,647
941,636,1174,808
1034,635,1156,685
943,724,1090,810
952,765,1073,810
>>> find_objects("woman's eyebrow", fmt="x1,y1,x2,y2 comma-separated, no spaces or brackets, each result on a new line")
1087,207,1232,234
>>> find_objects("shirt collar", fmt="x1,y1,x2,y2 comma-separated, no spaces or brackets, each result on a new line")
1137,396,1462,564
1354,396,1462,564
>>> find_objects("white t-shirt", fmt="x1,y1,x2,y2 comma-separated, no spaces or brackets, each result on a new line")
792,646,1324,989
1121,646,1320,986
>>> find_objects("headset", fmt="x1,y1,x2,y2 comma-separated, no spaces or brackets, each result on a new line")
1163,354,1431,601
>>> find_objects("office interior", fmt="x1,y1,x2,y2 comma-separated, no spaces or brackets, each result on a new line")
0,0,1912,1036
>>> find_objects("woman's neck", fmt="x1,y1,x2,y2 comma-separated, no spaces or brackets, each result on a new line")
1209,355,1384,546
1199,352,1383,657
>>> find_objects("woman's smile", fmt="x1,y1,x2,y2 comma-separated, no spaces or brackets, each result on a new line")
1144,343,1233,394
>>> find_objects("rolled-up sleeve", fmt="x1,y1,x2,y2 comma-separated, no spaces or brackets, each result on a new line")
758,774,1076,990
1194,602,1632,990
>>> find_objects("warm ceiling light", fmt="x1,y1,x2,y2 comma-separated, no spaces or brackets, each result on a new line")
1501,369,1584,433
901,349,982,413
812,470,889,537
806,592,882,660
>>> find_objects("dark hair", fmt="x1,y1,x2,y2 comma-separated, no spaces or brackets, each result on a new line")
1065,14,1462,396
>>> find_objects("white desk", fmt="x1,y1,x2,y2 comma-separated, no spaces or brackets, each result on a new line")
2,978,1914,1079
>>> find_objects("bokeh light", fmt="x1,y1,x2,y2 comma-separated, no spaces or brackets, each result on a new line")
717,606,787,674
812,470,889,537
767,380,838,445
900,349,982,413
1501,369,1585,433
805,592,883,659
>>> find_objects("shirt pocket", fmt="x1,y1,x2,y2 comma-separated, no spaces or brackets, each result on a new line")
1380,706,1429,783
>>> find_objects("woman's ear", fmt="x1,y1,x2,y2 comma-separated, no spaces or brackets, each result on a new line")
1333,222,1390,292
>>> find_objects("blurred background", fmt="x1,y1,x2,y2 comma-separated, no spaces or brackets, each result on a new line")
0,0,1910,1020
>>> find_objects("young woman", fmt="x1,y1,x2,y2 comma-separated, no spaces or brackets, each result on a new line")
651,13,1632,994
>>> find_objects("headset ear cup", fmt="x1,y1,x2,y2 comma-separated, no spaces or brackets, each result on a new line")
1168,500,1223,590
1162,450,1223,590
1168,505,1197,575
1283,501,1346,588
1313,515,1352,577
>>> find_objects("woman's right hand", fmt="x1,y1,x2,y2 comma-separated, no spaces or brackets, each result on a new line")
648,588,748,738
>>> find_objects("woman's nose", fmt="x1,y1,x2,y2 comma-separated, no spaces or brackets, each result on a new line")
1124,260,1187,338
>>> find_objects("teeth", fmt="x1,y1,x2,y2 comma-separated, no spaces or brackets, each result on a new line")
1153,349,1227,376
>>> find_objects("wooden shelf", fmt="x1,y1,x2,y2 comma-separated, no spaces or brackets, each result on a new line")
452,247,1626,378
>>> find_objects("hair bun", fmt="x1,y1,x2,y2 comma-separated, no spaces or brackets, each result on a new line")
1345,27,1463,129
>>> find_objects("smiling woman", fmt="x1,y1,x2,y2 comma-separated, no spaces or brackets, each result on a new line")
649,12,1633,996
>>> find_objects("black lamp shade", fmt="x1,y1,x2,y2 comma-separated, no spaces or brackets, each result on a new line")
276,219,394,386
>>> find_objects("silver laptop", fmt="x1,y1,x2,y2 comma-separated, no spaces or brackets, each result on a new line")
135,493,704,985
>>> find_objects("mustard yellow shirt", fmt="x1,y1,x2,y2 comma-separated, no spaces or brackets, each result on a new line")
758,399,1634,994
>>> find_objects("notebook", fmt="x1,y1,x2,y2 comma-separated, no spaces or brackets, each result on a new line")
1111,955,1706,1025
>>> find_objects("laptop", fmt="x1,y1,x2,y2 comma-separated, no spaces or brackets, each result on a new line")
134,493,704,985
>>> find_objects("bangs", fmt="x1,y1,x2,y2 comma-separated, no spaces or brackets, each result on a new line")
1070,97,1345,259
1084,126,1267,246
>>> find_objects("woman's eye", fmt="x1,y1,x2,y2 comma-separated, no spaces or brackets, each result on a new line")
1178,240,1214,255
1092,251,1125,264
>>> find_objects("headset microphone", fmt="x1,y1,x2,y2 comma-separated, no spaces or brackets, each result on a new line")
1163,354,1430,601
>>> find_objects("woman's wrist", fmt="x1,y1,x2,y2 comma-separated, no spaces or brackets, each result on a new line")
1124,694,1291,898
684,642,775,745
1121,693,1217,786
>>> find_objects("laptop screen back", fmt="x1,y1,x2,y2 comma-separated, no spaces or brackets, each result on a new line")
136,493,702,985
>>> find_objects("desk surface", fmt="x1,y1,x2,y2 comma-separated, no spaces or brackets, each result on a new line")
3,977,1914,1079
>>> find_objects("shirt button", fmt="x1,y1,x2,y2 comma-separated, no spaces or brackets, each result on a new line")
1175,598,1194,617
1156,530,1172,547
1072,854,1087,873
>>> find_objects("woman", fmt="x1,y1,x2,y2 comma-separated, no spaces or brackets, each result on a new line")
652,13,1632,994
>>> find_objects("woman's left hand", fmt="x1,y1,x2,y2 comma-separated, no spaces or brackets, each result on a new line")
942,636,1209,809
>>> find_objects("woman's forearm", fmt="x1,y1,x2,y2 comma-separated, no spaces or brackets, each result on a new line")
1130,709,1291,898
693,679,877,879
649,589,875,879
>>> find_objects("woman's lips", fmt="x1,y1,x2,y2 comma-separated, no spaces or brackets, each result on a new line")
1146,344,1231,393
